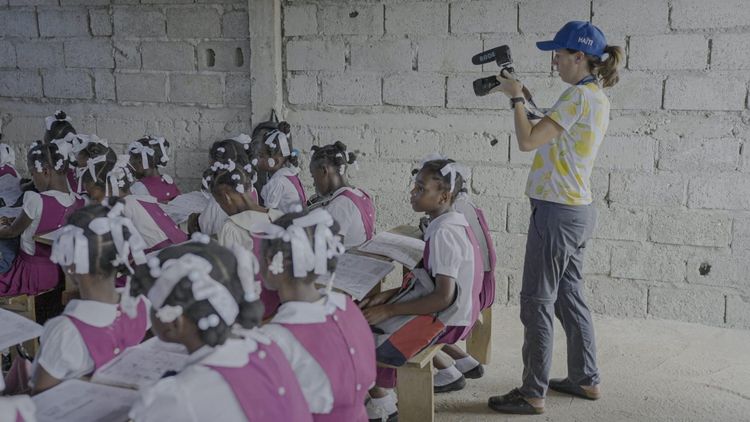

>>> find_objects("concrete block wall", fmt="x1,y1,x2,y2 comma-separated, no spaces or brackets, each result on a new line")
282,0,750,329
0,0,252,191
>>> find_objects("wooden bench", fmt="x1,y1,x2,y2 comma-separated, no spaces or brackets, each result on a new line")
379,344,445,422
0,287,63,356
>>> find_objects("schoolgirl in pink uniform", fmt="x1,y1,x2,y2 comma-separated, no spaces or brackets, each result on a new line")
255,122,307,213
128,238,311,422
253,208,376,421
127,136,181,204
359,158,483,421
0,142,84,296
309,142,375,249
43,111,78,192
30,203,150,394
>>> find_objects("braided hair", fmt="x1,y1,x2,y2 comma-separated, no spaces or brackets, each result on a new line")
258,210,342,284
27,140,69,174
260,121,299,167
58,204,138,277
210,160,257,196
128,136,170,169
310,141,357,174
209,139,250,167
43,110,76,143
130,240,264,347
414,159,465,204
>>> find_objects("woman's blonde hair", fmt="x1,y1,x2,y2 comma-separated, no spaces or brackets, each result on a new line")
587,45,624,88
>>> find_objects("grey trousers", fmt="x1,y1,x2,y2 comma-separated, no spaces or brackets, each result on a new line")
519,199,600,398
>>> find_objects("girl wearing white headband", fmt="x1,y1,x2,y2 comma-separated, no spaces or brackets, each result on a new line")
255,121,308,213
43,110,75,143
127,136,181,204
128,240,311,422
27,204,149,394
252,209,376,421
74,142,116,197
81,158,187,275
309,141,375,249
0,143,22,207
190,136,254,237
361,158,484,421
0,142,84,295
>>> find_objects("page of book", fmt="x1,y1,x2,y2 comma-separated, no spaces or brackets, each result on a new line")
91,343,189,390
0,308,43,351
358,231,425,269
316,253,395,300
33,379,138,422
161,191,210,224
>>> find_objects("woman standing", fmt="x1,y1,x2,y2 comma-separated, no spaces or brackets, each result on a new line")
488,21,623,415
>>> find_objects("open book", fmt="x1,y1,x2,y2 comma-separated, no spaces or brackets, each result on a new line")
0,308,43,350
33,379,138,422
91,337,189,390
358,232,425,269
316,253,395,300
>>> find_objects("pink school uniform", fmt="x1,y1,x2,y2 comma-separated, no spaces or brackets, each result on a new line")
0,191,84,296
263,292,376,421
121,195,188,254
31,295,149,383
130,175,181,204
324,187,375,249
453,192,496,310
129,333,311,422
374,212,482,387
261,166,307,213
0,165,18,178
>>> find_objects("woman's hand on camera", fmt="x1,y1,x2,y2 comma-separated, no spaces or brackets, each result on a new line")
495,71,524,98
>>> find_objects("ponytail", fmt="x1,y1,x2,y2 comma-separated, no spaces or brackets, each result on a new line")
589,45,624,88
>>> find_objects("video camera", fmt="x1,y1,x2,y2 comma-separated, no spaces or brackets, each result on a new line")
472,45,545,120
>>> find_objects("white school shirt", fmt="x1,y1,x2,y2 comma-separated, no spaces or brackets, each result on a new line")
20,190,79,255
198,196,228,236
121,194,169,249
31,294,151,385
324,187,368,249
452,192,490,272
129,334,273,422
217,209,284,251
261,166,304,214
0,396,35,422
259,292,353,414
423,211,476,327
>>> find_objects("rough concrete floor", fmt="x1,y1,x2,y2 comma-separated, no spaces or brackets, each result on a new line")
434,306,750,422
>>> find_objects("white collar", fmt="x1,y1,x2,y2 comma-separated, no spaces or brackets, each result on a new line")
198,331,273,368
184,345,215,367
331,186,363,199
271,166,300,179
41,190,77,201
424,211,469,241
228,210,271,231
64,298,121,327
269,291,347,325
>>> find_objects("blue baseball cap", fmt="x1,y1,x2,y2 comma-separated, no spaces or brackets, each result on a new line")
536,21,607,58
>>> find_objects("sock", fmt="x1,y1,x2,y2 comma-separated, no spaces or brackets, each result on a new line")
433,365,463,387
454,356,480,373
366,392,397,420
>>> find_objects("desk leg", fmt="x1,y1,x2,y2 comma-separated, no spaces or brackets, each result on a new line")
396,362,435,422
467,307,493,365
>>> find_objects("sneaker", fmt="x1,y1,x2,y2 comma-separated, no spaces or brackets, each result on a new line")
488,388,544,415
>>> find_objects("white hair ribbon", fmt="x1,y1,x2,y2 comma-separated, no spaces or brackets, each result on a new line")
50,225,90,274
45,110,71,131
70,134,108,154
243,163,258,184
51,136,75,164
251,209,345,279
0,144,15,168
105,158,133,197
418,152,447,168
265,130,291,157
84,203,148,274
230,244,261,302
440,162,457,193
232,133,253,151
147,254,240,327
211,159,237,173
128,141,155,170
78,154,108,193
147,137,169,166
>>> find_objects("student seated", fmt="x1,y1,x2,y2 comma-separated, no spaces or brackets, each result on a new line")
127,136,180,204
255,122,307,214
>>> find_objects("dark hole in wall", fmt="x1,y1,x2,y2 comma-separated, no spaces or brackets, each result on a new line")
490,139,499,146
235,48,244,67
698,262,711,276
349,11,359,18
206,49,216,67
